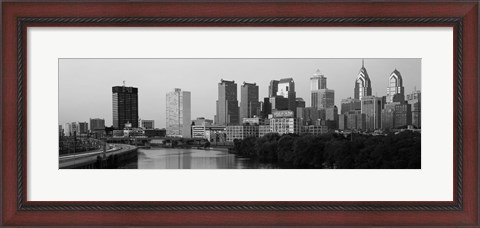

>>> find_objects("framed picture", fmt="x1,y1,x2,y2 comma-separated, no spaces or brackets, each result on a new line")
2,1,478,226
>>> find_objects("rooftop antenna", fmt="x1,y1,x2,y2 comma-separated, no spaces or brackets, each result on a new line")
362,59,364,68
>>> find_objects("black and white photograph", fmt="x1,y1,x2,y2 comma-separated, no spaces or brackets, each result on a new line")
59,58,421,169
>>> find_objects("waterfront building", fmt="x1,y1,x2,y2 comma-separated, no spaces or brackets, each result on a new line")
407,90,421,128
112,85,139,129
166,88,191,138
139,119,155,130
276,78,297,116
270,110,301,135
144,128,166,138
226,125,259,142
386,69,405,103
240,82,260,120
303,125,328,135
310,70,335,110
259,125,272,137
361,96,383,131
354,59,372,100
340,97,361,114
215,79,239,125
89,118,105,132
242,117,266,125
204,126,227,143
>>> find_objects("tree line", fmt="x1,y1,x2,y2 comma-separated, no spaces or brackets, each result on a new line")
232,131,421,169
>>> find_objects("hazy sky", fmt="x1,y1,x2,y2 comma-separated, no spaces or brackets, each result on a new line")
59,58,421,128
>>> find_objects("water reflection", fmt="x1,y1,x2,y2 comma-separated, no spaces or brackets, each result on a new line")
125,148,276,169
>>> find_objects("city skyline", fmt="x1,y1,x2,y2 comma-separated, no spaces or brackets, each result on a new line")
59,58,421,128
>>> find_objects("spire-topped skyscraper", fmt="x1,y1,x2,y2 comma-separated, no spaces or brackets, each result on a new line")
386,68,405,103
354,59,372,100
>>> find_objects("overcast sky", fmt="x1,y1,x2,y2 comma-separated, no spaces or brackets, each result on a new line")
59,58,421,128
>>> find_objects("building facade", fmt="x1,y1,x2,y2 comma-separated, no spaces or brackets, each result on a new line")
215,79,239,125
386,69,405,103
340,98,361,114
240,82,260,120
361,96,383,131
89,118,105,132
407,90,421,128
166,88,191,138
276,78,297,116
270,110,301,135
140,119,155,130
354,60,372,100
226,125,259,142
112,86,139,129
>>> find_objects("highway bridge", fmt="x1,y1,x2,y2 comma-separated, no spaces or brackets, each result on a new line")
59,144,137,169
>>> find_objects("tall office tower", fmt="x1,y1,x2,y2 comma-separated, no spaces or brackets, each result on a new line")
361,96,383,130
166,88,191,138
277,78,297,115
59,125,64,137
71,122,80,135
310,70,335,109
112,85,139,129
407,90,421,128
268,80,279,97
354,59,372,100
240,82,260,121
89,118,105,131
215,79,239,125
310,69,327,90
340,98,361,114
78,122,89,134
261,97,272,119
386,69,405,103
64,123,72,136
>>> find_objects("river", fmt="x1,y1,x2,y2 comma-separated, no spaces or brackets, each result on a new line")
122,147,278,169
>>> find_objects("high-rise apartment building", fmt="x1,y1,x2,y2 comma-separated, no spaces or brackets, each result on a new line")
166,88,191,138
215,79,239,125
340,98,361,114
354,60,372,100
386,69,405,103
78,122,89,134
112,85,138,129
240,82,260,120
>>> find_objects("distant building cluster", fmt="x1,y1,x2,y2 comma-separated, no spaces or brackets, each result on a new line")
60,60,420,143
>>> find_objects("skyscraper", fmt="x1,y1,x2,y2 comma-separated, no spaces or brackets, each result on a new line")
386,69,405,103
112,85,138,129
166,88,191,138
215,79,239,125
277,78,297,115
407,90,421,128
240,82,260,121
268,80,279,97
361,96,383,130
310,69,327,90
89,118,105,131
354,59,372,100
310,70,335,110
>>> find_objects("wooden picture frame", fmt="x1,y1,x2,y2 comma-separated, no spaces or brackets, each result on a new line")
2,1,478,226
